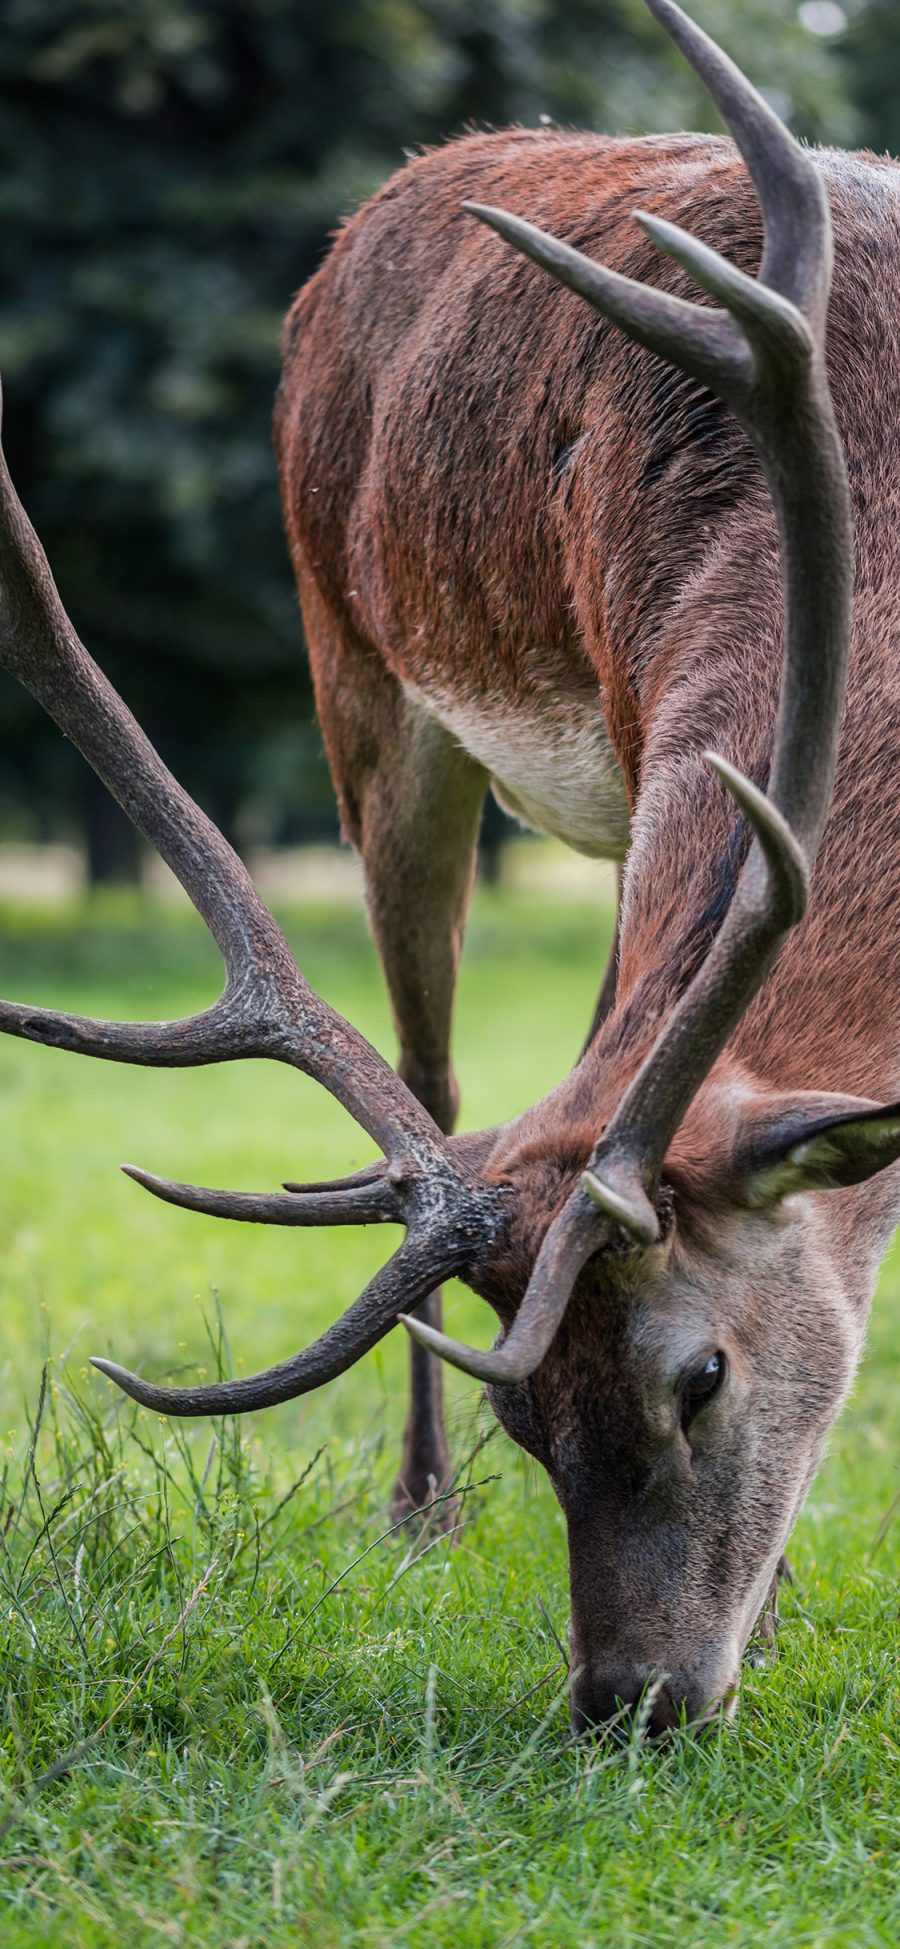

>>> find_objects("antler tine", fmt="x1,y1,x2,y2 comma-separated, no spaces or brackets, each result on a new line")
91,1232,453,1416
464,0,833,420
417,0,853,1385
282,1161,392,1194
463,200,752,403
644,0,830,321
122,1163,402,1227
0,381,441,1161
401,1196,599,1384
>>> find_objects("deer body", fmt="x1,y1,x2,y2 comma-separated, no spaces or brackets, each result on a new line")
275,123,900,1718
3,3,897,1734
278,129,900,1100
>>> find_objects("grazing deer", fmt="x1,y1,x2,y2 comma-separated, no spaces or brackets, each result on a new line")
2,0,898,1734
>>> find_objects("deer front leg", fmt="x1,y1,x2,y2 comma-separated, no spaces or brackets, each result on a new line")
579,866,621,1059
359,712,487,1523
304,598,487,1521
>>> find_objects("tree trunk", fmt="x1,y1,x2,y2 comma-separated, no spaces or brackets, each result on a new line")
83,771,142,885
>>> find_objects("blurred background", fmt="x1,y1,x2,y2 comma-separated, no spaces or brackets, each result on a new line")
0,0,896,890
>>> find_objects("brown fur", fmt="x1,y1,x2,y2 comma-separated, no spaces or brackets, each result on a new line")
275,129,900,1726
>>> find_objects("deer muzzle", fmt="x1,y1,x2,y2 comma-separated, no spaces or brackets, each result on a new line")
568,1650,739,1738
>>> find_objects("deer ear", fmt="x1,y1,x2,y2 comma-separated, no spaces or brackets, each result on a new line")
735,1095,900,1208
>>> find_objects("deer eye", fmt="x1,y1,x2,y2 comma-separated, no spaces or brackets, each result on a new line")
681,1351,726,1430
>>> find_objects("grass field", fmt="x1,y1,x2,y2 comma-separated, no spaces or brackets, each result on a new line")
0,884,896,1947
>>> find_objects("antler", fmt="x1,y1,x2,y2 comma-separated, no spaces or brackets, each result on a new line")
403,0,853,1382
91,1230,463,1414
0,386,507,1411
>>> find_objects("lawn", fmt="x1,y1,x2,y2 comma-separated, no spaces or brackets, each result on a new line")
0,883,896,1948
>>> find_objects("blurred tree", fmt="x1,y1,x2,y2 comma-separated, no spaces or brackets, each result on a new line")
0,0,859,875
840,0,900,156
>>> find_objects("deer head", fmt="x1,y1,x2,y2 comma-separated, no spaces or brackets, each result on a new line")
1,0,897,1733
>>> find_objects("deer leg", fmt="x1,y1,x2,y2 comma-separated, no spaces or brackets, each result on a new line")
579,866,622,1058
361,713,487,1522
748,1554,794,1666
301,589,487,1520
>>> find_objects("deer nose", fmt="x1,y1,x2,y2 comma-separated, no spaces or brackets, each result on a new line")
570,1668,682,1739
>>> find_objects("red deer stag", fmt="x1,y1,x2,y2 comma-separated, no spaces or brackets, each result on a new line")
1,0,897,1733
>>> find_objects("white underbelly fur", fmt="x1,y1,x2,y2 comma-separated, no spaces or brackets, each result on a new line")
404,680,630,860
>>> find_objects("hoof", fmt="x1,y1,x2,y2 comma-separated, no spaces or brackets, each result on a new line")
389,1469,459,1534
749,1552,794,1659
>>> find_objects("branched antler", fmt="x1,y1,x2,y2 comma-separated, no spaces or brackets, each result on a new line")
0,386,507,1410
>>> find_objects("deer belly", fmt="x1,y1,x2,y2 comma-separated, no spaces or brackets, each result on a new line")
405,683,630,860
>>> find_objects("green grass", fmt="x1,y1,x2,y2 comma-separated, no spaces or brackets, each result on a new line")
0,886,896,1948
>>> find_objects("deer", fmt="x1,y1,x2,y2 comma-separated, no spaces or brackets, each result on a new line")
2,0,899,1735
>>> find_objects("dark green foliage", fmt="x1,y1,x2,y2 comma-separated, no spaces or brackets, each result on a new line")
841,0,900,159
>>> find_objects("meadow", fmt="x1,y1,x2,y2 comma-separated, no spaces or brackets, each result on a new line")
0,880,896,1947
